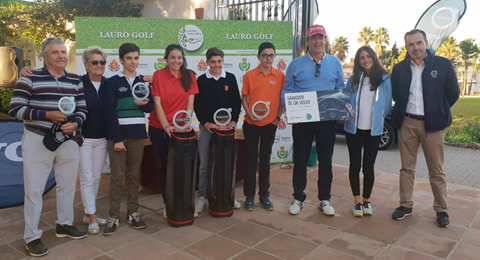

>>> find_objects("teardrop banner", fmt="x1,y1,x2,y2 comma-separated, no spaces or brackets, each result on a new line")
414,0,467,53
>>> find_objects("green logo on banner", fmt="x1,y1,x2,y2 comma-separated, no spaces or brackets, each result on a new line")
154,58,165,70
277,146,288,159
239,58,250,71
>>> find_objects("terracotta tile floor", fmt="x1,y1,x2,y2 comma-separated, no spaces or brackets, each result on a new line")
1,164,480,260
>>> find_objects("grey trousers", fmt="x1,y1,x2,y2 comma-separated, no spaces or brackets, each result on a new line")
197,125,211,198
22,129,79,243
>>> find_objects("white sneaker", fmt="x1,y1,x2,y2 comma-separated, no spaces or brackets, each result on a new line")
162,208,167,219
319,200,335,216
288,199,303,215
194,197,207,217
234,199,241,209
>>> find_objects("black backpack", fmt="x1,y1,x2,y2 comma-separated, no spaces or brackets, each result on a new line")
165,130,197,227
207,128,237,217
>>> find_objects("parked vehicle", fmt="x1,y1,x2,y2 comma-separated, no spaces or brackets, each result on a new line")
336,104,397,150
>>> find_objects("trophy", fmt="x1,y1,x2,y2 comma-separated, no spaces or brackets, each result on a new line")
172,110,192,132
251,101,270,120
131,82,150,102
58,96,76,116
213,108,232,129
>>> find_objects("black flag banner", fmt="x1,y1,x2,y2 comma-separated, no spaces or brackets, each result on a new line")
415,0,467,53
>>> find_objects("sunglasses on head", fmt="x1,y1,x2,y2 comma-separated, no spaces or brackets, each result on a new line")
315,63,321,77
90,60,106,65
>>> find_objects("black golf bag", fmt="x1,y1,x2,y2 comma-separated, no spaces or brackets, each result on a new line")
207,128,237,217
165,130,197,227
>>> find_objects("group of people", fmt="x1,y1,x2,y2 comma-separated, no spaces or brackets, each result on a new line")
9,24,459,257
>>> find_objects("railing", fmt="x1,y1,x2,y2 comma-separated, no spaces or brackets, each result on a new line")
215,0,295,21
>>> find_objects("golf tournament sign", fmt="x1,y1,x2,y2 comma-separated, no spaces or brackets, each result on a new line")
75,17,293,163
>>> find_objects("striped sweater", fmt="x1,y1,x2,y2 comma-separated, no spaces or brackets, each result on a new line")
104,73,154,143
9,67,87,133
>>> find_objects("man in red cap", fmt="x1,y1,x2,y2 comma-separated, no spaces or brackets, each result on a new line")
281,24,345,216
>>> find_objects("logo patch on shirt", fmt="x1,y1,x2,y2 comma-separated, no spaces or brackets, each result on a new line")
224,85,229,91
431,70,438,78
118,87,128,92
269,80,277,85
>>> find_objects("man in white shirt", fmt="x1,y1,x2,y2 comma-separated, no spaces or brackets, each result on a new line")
390,29,459,227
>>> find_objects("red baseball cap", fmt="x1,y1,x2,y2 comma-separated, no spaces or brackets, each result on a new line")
307,24,327,37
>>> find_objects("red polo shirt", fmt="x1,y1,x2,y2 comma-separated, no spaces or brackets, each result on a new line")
148,67,199,129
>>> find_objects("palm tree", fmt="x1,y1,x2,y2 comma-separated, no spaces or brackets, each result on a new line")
436,36,460,65
358,27,374,47
332,36,349,63
373,27,390,57
458,38,479,96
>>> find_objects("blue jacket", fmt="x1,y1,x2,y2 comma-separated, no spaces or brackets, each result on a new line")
281,54,344,106
344,73,392,136
81,74,108,139
391,50,459,132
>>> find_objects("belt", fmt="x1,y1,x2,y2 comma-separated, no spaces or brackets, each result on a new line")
405,113,424,120
25,127,47,136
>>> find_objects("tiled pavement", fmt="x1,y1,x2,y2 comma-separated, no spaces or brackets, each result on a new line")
1,164,480,260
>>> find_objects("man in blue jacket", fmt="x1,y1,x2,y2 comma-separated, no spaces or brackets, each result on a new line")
281,24,344,216
390,29,459,227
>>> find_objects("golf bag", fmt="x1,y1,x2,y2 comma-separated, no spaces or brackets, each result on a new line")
165,130,197,227
207,128,237,217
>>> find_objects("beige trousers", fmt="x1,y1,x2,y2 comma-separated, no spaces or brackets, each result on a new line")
398,117,447,213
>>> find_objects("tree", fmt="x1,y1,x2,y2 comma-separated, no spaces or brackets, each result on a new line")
373,27,389,57
1,0,143,53
60,0,143,18
458,38,479,96
358,26,374,47
436,36,459,65
331,36,349,63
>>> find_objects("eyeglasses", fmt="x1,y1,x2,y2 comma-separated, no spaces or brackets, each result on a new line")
315,63,321,77
260,53,275,59
90,60,106,66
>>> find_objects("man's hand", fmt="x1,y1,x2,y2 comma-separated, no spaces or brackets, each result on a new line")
143,75,153,83
114,141,127,152
227,121,237,129
134,98,149,107
247,113,259,122
60,122,78,135
204,122,217,133
46,111,67,125
20,66,34,77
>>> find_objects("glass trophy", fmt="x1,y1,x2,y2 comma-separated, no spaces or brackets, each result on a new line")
131,82,150,102
213,108,232,129
173,110,192,132
58,96,75,116
252,101,270,120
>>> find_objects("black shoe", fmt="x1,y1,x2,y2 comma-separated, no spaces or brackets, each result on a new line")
436,212,450,227
392,206,412,220
55,224,87,239
127,212,146,229
103,217,119,236
26,239,48,257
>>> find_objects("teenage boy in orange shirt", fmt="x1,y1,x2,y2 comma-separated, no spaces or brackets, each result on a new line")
242,42,285,211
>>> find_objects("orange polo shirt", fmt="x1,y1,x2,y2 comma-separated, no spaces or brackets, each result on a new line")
242,66,285,126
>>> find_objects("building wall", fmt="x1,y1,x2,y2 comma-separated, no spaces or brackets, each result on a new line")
134,0,213,19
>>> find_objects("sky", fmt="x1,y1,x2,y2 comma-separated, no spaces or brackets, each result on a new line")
313,0,479,59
